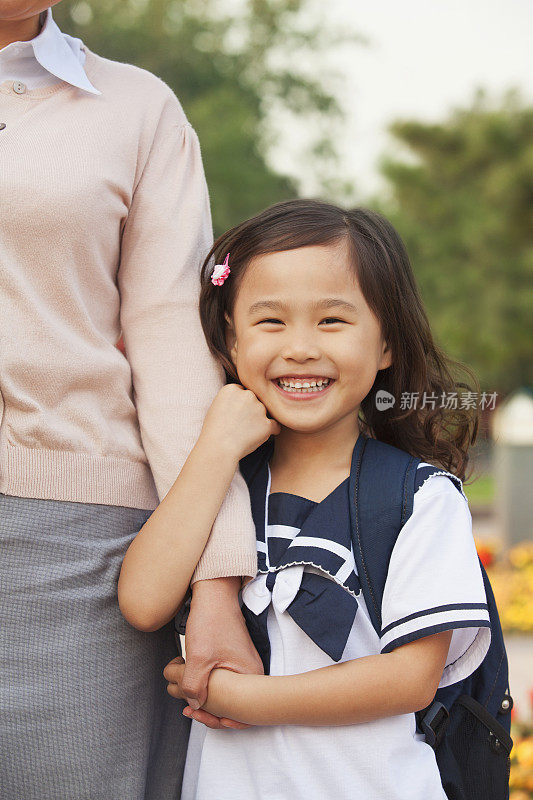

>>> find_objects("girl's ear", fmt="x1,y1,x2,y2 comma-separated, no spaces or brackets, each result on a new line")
379,341,392,370
224,312,237,363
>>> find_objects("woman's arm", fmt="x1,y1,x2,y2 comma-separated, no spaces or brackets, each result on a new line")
118,97,257,584
118,384,280,633
165,630,453,725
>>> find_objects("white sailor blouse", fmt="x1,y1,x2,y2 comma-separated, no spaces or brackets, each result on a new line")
181,436,490,800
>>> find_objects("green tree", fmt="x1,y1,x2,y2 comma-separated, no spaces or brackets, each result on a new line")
55,0,350,233
380,90,533,394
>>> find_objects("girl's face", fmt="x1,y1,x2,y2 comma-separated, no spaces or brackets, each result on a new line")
0,2,61,21
225,241,392,436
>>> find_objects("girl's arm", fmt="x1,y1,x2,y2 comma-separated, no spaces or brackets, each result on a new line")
118,432,239,632
118,384,280,632
166,630,453,725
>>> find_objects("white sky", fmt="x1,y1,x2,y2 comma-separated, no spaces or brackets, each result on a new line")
269,0,533,200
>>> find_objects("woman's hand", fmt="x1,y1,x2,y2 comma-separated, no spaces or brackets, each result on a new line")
164,576,261,730
164,656,252,730
200,384,280,462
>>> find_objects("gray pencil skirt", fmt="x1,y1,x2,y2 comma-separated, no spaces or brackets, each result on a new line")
0,492,190,800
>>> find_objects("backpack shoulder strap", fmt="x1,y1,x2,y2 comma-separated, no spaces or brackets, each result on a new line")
349,435,420,637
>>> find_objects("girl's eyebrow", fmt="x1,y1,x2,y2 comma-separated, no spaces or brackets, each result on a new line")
248,298,358,315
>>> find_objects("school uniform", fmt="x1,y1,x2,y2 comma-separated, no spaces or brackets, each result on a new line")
0,9,255,799
181,436,491,800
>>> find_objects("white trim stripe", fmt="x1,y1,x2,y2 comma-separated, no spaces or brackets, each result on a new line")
289,536,353,563
263,466,272,566
335,559,357,584
381,602,488,636
380,607,490,651
267,523,300,540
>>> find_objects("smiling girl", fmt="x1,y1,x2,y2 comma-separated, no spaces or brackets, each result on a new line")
118,199,490,799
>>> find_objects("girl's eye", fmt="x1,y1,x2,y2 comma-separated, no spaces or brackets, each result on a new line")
320,318,344,325
258,318,283,325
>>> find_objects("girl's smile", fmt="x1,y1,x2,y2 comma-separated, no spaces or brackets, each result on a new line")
272,375,335,400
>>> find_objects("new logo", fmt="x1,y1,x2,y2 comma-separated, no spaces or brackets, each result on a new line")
375,390,396,410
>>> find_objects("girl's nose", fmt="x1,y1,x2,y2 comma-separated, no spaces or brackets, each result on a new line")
279,333,321,362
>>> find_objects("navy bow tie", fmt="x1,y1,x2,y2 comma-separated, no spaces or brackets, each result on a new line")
238,437,362,675
241,568,359,674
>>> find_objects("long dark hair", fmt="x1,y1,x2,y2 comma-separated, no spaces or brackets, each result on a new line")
199,199,479,480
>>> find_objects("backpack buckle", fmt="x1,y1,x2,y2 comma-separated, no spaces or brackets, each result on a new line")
420,701,449,749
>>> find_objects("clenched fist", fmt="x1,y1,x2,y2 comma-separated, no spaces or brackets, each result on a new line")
200,383,281,462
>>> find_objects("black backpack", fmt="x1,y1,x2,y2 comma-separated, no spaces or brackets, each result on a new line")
350,433,513,800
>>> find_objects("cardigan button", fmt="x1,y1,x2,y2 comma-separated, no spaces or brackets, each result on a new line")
0,123,6,130
13,81,27,94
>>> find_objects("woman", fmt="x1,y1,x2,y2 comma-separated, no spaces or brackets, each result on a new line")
0,3,261,798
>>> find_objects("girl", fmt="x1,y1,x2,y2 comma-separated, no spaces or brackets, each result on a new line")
0,4,261,798
119,199,491,799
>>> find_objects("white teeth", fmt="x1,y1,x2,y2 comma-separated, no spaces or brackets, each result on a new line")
276,378,331,393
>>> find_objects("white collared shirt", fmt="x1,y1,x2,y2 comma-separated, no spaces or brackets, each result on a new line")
0,7,100,94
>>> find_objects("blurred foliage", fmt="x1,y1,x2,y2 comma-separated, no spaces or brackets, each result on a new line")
463,473,494,507
477,540,533,633
379,90,533,394
55,0,352,233
511,719,533,798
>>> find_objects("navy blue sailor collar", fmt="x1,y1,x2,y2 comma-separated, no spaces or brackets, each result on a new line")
239,431,367,576
239,433,367,672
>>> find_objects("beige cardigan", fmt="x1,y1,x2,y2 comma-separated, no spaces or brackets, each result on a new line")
0,46,257,581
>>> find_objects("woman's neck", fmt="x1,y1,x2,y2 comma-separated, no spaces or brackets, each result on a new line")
0,13,42,51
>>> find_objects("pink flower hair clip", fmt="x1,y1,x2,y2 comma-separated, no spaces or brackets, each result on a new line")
211,253,230,286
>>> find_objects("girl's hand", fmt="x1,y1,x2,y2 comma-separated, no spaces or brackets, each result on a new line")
164,656,252,730
200,384,281,462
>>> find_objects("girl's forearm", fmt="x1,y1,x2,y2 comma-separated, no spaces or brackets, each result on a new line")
201,652,430,726
118,433,239,631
